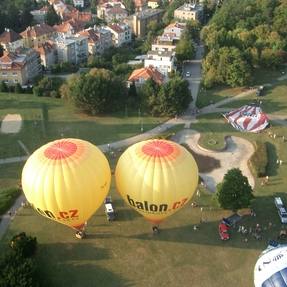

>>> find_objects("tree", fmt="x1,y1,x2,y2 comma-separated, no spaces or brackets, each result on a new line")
122,0,135,14
176,31,196,63
68,68,127,115
216,168,254,211
10,232,37,258
45,4,61,26
0,81,8,92
156,75,191,116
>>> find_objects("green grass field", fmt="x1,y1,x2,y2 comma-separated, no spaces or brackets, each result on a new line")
0,93,167,158
1,81,287,287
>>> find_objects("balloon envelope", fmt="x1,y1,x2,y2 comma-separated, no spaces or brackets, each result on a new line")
254,245,287,287
115,139,198,224
22,138,111,230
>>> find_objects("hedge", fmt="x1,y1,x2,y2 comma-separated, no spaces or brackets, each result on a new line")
249,141,268,177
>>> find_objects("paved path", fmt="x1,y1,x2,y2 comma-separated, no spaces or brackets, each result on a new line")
172,129,255,191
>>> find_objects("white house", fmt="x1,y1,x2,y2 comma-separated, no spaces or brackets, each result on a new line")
107,23,131,47
144,50,176,76
163,22,186,40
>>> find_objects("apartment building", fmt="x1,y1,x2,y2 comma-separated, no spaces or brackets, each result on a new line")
0,29,23,52
54,35,88,64
125,8,163,37
20,23,56,48
0,48,42,85
107,23,131,47
30,6,49,23
97,3,128,23
54,19,86,36
174,3,203,21
35,41,57,69
163,22,186,40
144,50,176,76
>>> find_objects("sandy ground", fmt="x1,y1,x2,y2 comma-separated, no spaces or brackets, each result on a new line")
173,129,255,192
1,114,22,134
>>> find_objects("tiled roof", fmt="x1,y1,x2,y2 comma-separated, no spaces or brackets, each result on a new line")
134,0,146,7
35,41,55,55
20,23,55,38
165,22,186,30
108,24,124,33
78,29,99,43
107,7,127,15
0,29,22,44
0,52,25,70
128,66,164,84
54,19,85,33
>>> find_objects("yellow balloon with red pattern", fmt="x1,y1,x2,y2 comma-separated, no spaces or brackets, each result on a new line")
115,139,198,224
21,138,111,231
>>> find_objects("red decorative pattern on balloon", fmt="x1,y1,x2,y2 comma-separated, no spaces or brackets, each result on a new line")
44,141,78,160
142,140,174,157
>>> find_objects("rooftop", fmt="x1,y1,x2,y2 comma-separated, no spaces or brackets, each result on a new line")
128,66,164,84
135,8,163,19
0,28,22,44
147,50,174,57
20,23,55,38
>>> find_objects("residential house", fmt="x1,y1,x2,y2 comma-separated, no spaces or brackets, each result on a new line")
62,8,93,24
35,41,57,69
54,19,85,36
144,50,176,76
78,26,112,54
54,34,89,64
128,66,164,87
125,9,163,37
163,22,186,40
151,34,177,52
78,28,100,55
147,0,160,9
73,0,85,8
97,3,128,23
107,23,131,47
0,29,23,52
20,24,56,48
0,48,42,85
30,6,49,23
174,3,203,22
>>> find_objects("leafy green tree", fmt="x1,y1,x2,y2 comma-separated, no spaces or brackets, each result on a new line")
176,31,196,63
216,168,254,211
139,78,160,112
0,81,8,92
68,68,127,115
45,4,61,26
123,0,135,14
146,75,189,116
10,232,37,258
15,83,23,94
0,252,38,287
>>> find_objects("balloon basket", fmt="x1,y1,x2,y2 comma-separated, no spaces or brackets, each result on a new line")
75,231,86,239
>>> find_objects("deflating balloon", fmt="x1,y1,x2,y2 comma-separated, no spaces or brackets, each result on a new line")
254,245,287,287
22,138,111,230
115,139,198,224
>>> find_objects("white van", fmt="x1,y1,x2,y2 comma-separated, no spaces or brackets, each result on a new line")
274,197,287,223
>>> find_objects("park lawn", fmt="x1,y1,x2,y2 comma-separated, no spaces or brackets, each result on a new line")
196,86,244,108
0,93,168,158
1,116,287,287
220,80,287,116
0,187,21,215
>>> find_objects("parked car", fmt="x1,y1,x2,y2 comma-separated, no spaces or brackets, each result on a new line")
185,71,191,77
219,222,230,240
275,197,284,209
104,196,115,221
274,197,287,224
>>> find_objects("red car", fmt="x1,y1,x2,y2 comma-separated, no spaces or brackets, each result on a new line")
219,223,230,240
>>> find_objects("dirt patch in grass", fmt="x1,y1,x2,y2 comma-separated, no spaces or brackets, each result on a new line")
181,143,221,173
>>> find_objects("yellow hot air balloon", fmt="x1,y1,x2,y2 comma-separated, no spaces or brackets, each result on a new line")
21,138,111,233
115,139,198,227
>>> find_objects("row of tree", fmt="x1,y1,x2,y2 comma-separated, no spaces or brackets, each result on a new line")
201,0,287,88
59,68,191,117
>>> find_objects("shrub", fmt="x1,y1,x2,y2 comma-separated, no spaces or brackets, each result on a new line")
10,232,37,258
249,141,268,177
